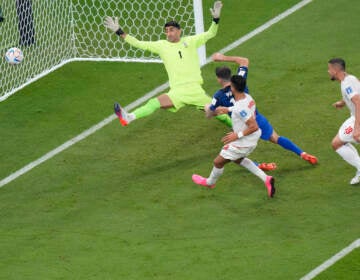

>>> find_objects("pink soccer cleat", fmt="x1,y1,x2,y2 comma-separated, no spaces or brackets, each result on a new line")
265,176,275,198
192,174,215,189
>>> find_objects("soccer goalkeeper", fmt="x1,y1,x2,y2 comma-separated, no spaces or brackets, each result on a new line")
104,1,231,127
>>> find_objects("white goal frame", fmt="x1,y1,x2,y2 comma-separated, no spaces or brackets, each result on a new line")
0,0,205,102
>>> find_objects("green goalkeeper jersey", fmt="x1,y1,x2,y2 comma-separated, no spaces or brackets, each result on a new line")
124,22,218,89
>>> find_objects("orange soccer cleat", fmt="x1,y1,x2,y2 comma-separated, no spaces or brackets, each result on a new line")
258,162,277,171
301,152,318,165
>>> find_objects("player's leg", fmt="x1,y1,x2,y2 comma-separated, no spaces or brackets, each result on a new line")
192,154,229,188
332,120,360,184
257,112,318,164
203,103,232,127
214,114,232,127
114,94,174,126
235,157,275,197
270,131,318,164
178,84,232,127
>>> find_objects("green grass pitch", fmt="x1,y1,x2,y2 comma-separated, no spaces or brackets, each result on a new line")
0,0,359,279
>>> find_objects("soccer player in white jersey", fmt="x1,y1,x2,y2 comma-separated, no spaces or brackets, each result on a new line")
103,1,231,128
192,75,275,198
205,53,318,168
328,58,360,185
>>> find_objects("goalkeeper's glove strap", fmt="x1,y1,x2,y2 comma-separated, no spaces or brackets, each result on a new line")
115,28,124,36
213,18,220,24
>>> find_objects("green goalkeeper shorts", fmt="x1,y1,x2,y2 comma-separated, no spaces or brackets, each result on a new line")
166,83,212,112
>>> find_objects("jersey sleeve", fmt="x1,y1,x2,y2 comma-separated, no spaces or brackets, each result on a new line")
343,80,360,101
236,66,249,79
209,91,222,111
124,35,162,54
187,21,218,48
237,108,252,122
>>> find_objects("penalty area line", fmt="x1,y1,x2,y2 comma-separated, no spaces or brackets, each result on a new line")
299,238,360,280
0,0,313,188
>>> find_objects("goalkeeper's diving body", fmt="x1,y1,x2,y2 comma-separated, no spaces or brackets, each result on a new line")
104,1,231,127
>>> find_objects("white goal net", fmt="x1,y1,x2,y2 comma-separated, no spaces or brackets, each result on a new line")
0,0,204,101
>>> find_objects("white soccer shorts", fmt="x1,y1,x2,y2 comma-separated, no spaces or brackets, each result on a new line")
220,143,257,161
338,116,356,143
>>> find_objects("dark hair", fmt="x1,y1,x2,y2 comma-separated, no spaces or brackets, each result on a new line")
164,21,181,29
215,66,231,81
230,75,246,93
328,58,346,71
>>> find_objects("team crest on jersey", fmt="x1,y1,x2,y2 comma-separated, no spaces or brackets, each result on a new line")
240,110,248,117
345,87,353,94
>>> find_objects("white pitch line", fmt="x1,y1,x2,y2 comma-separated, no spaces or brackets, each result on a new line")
0,0,313,189
300,238,360,280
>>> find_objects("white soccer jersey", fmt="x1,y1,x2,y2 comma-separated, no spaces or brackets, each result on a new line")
341,74,360,116
231,94,261,147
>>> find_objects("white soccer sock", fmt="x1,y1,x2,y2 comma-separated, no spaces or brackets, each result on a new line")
240,157,267,182
127,113,136,123
206,166,224,185
336,144,360,171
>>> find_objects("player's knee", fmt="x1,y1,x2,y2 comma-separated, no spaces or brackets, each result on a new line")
331,137,342,150
213,158,224,168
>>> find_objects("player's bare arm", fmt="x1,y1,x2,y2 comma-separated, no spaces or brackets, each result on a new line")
215,106,232,115
351,94,360,142
221,116,258,144
333,100,346,109
212,53,249,67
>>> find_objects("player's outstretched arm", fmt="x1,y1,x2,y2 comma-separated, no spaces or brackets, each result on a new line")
212,53,249,67
104,16,127,38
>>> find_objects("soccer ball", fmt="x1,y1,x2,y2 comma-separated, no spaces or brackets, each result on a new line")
5,47,24,65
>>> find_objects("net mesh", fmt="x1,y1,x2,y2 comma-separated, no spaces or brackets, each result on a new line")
0,0,197,100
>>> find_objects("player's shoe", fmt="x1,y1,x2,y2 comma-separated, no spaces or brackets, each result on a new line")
114,102,129,126
192,174,215,189
265,176,275,198
301,152,318,165
258,162,277,171
350,171,360,185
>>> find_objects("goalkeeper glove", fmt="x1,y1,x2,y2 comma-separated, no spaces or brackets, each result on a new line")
210,1,223,20
104,16,124,36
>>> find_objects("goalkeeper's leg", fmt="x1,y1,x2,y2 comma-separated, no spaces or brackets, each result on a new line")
132,98,161,119
215,114,232,128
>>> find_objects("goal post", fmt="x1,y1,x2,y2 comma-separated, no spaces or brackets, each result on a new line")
0,0,207,101
193,0,206,66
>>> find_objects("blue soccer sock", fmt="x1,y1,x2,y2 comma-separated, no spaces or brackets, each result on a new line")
277,136,303,156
